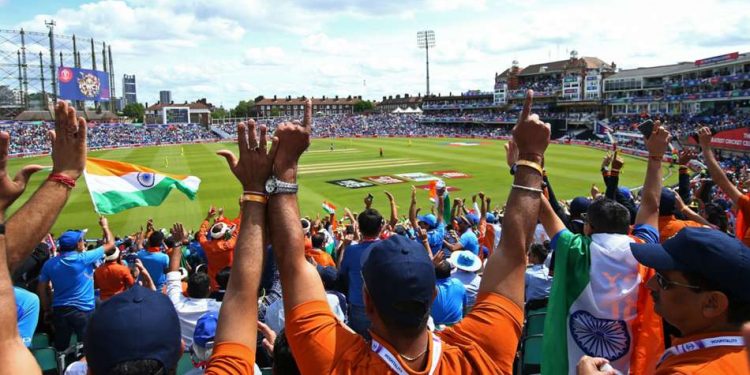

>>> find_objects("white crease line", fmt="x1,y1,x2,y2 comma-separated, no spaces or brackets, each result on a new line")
299,161,433,175
299,159,414,170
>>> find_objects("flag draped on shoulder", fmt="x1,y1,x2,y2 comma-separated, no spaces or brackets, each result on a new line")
84,157,201,214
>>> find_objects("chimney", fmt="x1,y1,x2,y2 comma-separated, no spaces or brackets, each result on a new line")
405,93,409,98
273,95,277,101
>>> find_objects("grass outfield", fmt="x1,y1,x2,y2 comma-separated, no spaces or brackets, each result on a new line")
5,138,677,236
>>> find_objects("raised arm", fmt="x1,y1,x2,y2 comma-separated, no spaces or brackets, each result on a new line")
210,120,271,351
634,122,670,228
384,191,398,228
479,90,550,307
409,186,419,229
539,196,566,239
698,127,743,203
676,149,696,202
268,100,327,311
5,101,86,272
98,217,116,254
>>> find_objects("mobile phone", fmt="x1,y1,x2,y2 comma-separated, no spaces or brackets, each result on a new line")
637,119,654,139
345,225,354,235
367,193,373,200
689,128,718,144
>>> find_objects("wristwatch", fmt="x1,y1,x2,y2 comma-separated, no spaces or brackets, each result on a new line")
265,176,298,195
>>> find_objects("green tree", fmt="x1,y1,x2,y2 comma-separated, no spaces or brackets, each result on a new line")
211,107,228,119
270,107,281,117
231,100,254,118
122,102,145,122
353,100,374,112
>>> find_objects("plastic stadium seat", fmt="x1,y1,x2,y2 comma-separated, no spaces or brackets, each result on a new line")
522,335,543,375
176,352,194,375
32,347,58,374
525,306,547,337
31,333,49,350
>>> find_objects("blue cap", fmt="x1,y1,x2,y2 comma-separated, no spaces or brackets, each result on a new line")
570,196,591,217
631,227,750,303
485,213,496,224
460,213,479,226
618,187,631,200
193,311,218,348
417,214,437,229
361,235,436,327
58,230,86,251
85,286,181,374
659,188,676,216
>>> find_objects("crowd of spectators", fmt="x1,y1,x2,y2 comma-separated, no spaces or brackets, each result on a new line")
1,98,748,375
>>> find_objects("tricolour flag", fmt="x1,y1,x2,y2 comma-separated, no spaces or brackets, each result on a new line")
84,157,201,215
542,232,663,375
322,200,336,215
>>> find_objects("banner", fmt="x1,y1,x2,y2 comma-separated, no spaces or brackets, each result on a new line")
687,127,750,152
58,66,111,101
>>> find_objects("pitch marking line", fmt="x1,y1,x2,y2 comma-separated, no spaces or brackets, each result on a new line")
306,148,360,154
299,158,414,171
299,161,433,175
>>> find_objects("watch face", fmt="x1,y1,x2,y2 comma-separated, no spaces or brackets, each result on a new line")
265,178,276,193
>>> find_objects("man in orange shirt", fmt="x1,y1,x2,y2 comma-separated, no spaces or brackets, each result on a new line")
579,227,749,374
93,247,134,301
657,187,707,242
306,232,336,267
208,94,547,374
196,206,238,291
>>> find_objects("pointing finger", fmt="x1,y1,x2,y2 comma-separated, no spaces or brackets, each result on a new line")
303,98,312,133
520,89,533,122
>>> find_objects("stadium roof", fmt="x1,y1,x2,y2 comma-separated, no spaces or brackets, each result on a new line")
256,96,360,106
146,102,211,111
517,57,611,76
607,52,750,80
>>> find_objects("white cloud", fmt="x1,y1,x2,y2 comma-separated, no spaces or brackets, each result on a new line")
243,47,286,66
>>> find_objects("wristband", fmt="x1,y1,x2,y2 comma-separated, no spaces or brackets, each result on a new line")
511,184,543,193
241,192,268,204
514,160,544,175
47,173,76,189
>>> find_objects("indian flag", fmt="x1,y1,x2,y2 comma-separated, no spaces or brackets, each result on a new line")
542,232,664,374
322,200,336,215
84,158,201,215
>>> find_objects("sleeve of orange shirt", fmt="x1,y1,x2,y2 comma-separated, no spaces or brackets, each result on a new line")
739,195,750,218
205,342,256,375
197,220,211,246
285,299,364,374
121,264,135,288
439,292,523,372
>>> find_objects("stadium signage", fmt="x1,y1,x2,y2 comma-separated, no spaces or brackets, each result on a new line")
57,66,111,101
327,179,375,189
687,127,750,152
432,170,470,179
694,52,739,67
364,175,406,184
395,173,440,182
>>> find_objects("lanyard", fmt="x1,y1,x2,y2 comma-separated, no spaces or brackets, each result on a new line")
658,335,744,365
371,333,442,375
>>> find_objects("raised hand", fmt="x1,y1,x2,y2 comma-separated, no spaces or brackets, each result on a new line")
590,184,600,198
411,185,417,203
217,207,225,219
364,194,373,208
171,223,188,245
512,90,551,162
384,191,394,202
611,151,624,171
98,216,109,229
272,99,313,182
601,152,614,169
258,321,277,357
697,127,713,150
645,121,671,157
504,140,519,168
206,206,217,219
217,119,277,192
0,132,44,211
50,101,87,180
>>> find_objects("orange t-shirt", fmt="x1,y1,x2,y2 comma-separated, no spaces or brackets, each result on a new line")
737,195,750,247
94,261,134,301
285,292,522,374
654,332,748,374
305,248,336,267
658,215,705,243
197,220,238,291
205,342,256,375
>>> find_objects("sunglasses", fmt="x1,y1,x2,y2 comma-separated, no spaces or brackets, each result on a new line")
654,272,702,291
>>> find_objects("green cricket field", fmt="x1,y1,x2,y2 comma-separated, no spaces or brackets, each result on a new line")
5,138,676,236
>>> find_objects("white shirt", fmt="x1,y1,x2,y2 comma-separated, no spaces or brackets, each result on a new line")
166,271,221,347
451,270,481,309
534,223,550,244
265,292,347,335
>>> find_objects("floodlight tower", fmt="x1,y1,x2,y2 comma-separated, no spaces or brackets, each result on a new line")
417,30,435,96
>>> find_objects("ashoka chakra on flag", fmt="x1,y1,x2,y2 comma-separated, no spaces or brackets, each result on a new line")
569,310,630,361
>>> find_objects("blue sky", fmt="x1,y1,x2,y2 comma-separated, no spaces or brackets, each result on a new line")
2,0,749,108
